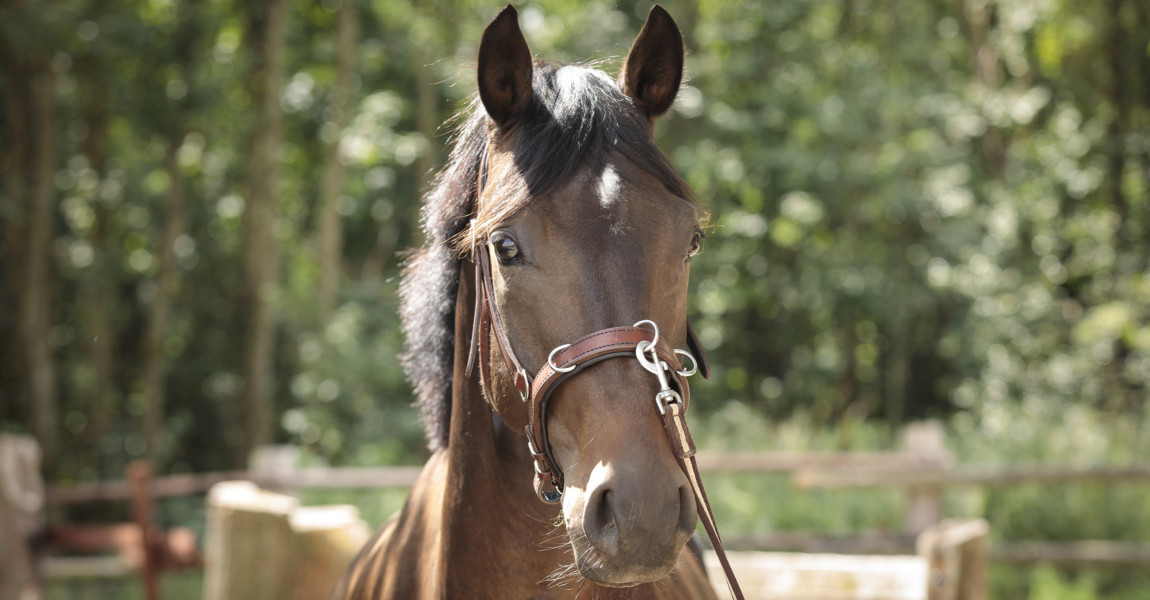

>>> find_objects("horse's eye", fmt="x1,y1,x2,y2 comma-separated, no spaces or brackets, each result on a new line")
491,232,520,263
687,230,705,259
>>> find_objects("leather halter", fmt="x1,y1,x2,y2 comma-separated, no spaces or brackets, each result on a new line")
466,245,703,501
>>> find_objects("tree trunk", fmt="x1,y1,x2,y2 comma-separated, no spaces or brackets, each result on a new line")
0,49,29,438
27,61,59,475
238,0,289,466
315,0,358,328
1105,0,1129,240
139,0,200,461
3,46,60,474
79,54,117,448
141,146,186,460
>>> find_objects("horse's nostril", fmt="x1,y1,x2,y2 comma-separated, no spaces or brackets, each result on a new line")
582,488,620,557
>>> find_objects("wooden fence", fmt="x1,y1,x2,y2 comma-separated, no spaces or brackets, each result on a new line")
6,420,1150,599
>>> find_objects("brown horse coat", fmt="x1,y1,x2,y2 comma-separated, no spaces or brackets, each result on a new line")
333,6,719,599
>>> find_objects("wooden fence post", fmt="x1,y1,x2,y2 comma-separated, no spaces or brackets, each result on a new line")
203,480,369,600
204,482,298,600
128,461,160,600
0,434,45,600
918,519,989,600
901,421,948,535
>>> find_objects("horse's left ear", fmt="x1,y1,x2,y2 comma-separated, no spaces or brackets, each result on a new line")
478,5,534,129
619,5,684,121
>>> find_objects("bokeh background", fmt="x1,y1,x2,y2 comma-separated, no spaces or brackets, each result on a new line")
2,0,1149,597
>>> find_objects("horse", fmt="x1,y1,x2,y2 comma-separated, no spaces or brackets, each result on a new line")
332,6,740,599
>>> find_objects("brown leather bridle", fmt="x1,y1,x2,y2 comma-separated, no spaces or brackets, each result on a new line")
465,242,706,501
463,152,743,599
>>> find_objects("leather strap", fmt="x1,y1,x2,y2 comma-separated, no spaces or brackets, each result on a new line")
661,400,744,599
523,327,689,497
467,244,532,397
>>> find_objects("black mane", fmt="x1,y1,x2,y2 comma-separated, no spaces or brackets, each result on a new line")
400,61,690,450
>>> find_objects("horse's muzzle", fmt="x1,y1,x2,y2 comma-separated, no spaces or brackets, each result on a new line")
564,456,697,586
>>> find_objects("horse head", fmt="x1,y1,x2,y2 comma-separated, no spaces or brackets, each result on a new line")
462,5,708,587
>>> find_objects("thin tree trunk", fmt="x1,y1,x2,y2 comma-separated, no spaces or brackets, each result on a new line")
239,0,289,466
1,51,30,437
1105,0,1131,252
139,0,200,462
315,0,358,328
142,146,186,460
1136,0,1150,274
14,60,59,474
885,311,910,428
80,59,117,448
958,0,1005,179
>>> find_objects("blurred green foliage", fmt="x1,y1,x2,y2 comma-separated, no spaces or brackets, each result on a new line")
3,0,1150,597
2,0,1144,476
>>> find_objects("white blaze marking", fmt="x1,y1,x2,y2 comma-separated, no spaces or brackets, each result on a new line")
598,166,621,209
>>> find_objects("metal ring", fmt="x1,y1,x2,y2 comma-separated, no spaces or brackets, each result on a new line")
632,319,660,350
674,349,698,377
547,344,575,373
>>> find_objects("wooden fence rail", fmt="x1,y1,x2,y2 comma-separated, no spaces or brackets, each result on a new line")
793,465,1150,489
12,420,1150,600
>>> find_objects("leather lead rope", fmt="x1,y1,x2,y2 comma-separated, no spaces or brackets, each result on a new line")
661,401,744,600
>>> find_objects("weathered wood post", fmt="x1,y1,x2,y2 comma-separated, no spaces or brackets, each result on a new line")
918,519,989,600
203,480,369,600
901,421,948,535
286,504,371,598
0,434,45,600
204,481,299,600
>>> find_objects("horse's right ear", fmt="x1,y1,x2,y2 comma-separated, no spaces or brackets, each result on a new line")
619,5,683,121
478,5,534,129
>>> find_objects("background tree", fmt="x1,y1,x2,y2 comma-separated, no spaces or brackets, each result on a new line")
237,0,289,466
1,1,1148,595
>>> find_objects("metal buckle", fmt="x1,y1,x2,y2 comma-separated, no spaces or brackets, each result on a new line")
517,366,529,402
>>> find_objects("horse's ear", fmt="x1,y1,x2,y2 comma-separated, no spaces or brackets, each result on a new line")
478,5,534,129
619,5,683,120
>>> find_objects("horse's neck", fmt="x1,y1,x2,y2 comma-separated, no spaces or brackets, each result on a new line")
437,260,565,594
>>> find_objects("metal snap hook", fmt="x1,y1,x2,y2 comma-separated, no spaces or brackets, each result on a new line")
634,340,661,374
547,344,575,373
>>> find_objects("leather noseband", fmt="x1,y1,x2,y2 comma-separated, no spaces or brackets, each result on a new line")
465,243,707,502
